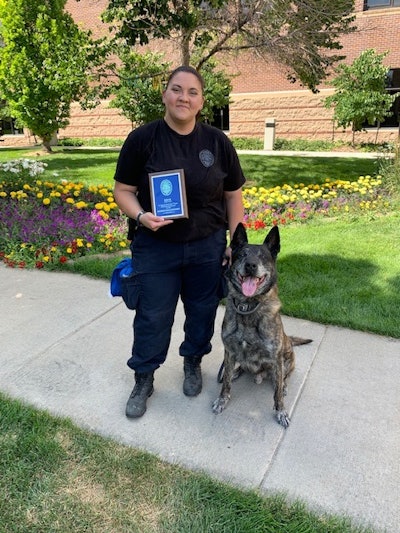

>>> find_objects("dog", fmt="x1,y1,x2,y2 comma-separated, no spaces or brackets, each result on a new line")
212,222,311,427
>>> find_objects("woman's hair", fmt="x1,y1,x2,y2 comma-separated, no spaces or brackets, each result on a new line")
166,66,205,92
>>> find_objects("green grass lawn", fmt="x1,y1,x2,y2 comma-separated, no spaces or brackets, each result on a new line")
0,146,395,532
0,392,374,533
0,147,379,188
239,154,379,187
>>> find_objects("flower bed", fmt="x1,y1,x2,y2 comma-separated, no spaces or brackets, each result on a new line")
0,158,391,269
0,159,128,269
243,176,389,229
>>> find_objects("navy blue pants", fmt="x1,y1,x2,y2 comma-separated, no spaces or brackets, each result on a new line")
126,228,227,374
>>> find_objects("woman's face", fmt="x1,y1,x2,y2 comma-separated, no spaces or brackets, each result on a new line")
162,71,204,128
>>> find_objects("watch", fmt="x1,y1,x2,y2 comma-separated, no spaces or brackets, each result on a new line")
136,210,146,226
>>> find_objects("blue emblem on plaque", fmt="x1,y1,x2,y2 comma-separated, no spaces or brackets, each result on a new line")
160,179,173,196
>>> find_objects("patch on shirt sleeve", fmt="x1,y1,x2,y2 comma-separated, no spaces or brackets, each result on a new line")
199,149,215,168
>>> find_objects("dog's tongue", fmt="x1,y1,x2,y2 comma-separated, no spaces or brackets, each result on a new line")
242,277,257,297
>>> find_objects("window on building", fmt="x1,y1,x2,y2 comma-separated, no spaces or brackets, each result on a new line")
0,117,23,135
363,68,400,128
209,105,230,131
364,0,400,9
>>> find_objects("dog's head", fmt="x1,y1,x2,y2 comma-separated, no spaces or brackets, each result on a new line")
228,222,280,298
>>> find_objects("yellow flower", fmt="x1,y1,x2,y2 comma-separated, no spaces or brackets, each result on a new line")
119,241,127,248
43,256,50,262
98,210,109,220
86,242,92,248
66,198,75,204
67,247,73,254
74,201,88,209
43,198,51,205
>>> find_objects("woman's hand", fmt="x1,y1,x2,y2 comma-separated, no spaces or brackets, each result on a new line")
113,181,173,232
140,212,174,231
222,246,232,266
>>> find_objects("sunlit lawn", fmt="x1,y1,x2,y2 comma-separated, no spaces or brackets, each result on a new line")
239,154,379,187
0,146,379,188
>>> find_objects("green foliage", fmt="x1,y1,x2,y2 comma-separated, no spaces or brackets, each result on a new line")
377,145,400,195
198,59,232,121
0,0,105,150
324,49,396,135
102,0,355,91
57,137,124,147
107,51,170,126
231,137,264,150
274,138,341,152
105,50,231,125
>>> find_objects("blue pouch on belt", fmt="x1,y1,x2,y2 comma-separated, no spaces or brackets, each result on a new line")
110,258,134,297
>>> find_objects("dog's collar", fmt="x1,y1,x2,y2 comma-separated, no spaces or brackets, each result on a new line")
233,299,261,315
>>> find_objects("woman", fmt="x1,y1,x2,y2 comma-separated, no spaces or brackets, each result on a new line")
113,65,245,418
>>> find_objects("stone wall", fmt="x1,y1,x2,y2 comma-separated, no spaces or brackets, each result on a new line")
229,89,400,144
58,101,132,141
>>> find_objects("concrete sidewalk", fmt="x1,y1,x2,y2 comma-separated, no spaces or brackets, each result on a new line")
1,264,399,532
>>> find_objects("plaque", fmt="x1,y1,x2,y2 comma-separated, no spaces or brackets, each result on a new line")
149,169,188,219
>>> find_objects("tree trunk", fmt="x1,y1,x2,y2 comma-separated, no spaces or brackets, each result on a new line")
180,30,191,66
42,138,53,153
41,131,57,153
375,122,380,144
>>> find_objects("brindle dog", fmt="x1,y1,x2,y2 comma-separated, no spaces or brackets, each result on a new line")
212,223,311,427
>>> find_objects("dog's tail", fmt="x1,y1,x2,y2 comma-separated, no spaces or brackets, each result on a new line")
290,336,312,346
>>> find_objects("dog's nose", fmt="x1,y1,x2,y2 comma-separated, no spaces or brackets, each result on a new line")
245,261,258,275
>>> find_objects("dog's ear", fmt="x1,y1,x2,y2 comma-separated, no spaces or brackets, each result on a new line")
264,225,280,258
231,222,248,251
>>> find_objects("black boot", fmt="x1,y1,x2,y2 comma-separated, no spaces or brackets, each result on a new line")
125,371,154,418
183,356,202,397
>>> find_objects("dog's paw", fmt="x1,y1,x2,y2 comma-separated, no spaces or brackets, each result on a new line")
254,370,267,384
254,374,263,385
212,396,230,414
276,410,290,428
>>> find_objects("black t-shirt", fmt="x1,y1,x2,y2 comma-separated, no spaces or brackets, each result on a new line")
114,119,246,242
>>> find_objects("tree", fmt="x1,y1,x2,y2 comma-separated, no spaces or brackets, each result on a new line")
106,50,232,126
107,52,171,127
324,49,396,144
102,0,356,92
0,0,106,152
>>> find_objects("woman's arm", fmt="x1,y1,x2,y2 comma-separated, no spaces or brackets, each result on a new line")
224,188,244,241
113,181,173,231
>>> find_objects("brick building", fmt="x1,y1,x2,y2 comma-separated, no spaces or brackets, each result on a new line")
3,0,400,145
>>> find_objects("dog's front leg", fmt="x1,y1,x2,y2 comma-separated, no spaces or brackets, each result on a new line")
273,357,290,428
212,349,235,414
